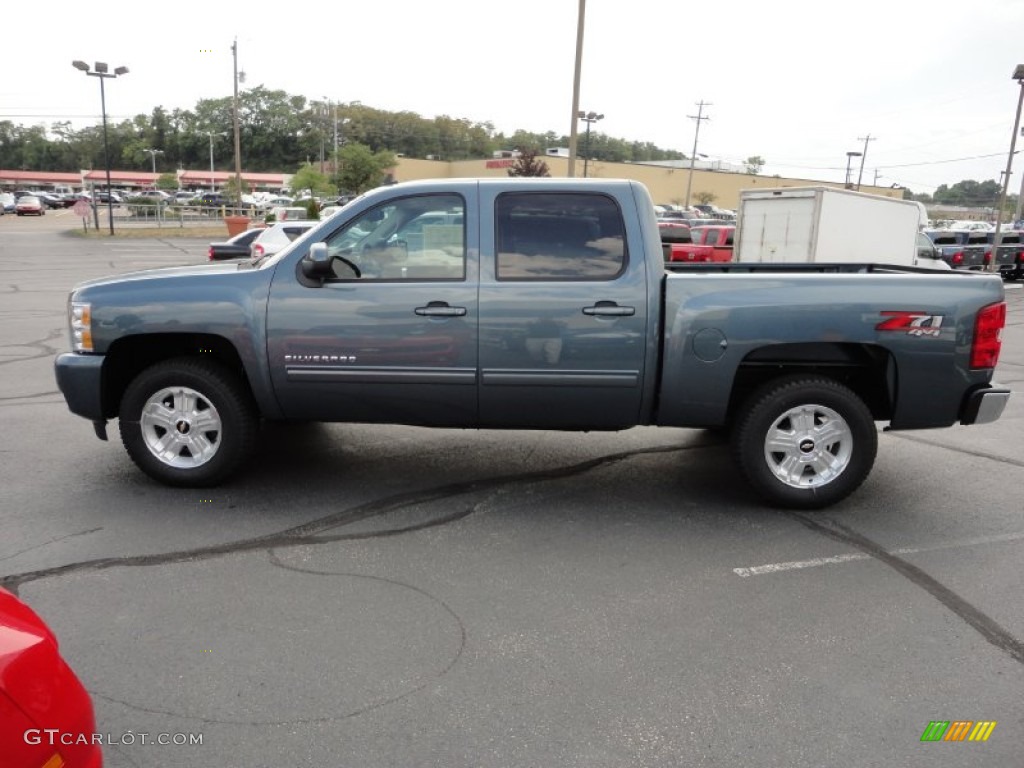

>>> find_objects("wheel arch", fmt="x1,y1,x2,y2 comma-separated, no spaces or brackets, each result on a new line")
727,342,895,426
100,333,262,419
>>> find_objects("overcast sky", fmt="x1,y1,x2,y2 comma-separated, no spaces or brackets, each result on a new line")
4,0,1024,195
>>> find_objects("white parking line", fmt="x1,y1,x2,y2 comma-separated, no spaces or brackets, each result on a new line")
732,531,1024,577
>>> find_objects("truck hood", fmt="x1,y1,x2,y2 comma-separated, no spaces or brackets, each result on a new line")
73,261,244,290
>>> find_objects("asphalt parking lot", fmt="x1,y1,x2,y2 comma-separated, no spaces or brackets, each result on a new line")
1,209,1022,767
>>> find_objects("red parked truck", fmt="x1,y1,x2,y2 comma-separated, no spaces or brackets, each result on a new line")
665,224,734,263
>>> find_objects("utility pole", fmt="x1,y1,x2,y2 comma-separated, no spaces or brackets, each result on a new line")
991,65,1024,272
567,0,586,178
684,100,711,209
873,169,883,186
332,101,339,178
231,38,243,204
1015,126,1024,224
855,134,876,191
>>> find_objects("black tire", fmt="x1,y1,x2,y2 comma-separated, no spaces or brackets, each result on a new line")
119,357,257,487
731,376,877,509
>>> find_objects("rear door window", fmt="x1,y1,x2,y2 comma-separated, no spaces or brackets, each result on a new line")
495,193,626,280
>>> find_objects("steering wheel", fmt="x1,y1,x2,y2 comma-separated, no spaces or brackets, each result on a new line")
355,242,387,277
332,254,362,278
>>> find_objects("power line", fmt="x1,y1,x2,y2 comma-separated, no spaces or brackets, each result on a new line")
875,150,1014,169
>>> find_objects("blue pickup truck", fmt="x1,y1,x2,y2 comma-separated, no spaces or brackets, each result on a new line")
54,179,1010,509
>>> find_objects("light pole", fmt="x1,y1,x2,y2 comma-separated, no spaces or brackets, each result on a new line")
72,60,128,235
990,64,1024,271
844,151,862,189
204,132,225,192
329,99,338,176
141,148,163,174
231,38,243,204
577,111,603,178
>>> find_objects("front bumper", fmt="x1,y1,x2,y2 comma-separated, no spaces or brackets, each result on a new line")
959,383,1011,425
54,352,106,422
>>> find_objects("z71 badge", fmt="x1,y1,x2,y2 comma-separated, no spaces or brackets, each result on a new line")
876,311,945,337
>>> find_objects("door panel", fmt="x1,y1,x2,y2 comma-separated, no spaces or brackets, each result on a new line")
266,191,479,426
476,189,649,429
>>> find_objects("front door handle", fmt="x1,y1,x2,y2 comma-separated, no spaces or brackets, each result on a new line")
582,301,635,317
415,301,467,317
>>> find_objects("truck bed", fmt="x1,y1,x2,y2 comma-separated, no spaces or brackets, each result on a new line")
663,262,986,275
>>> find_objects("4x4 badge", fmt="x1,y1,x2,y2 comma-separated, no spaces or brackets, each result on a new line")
876,311,944,337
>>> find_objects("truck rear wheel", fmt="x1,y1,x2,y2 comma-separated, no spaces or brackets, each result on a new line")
731,376,877,509
118,358,256,487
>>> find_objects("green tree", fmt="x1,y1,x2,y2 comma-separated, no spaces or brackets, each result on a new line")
289,163,335,198
933,179,1001,207
694,191,717,205
156,172,178,191
507,149,550,177
223,175,251,201
335,143,397,194
744,155,765,175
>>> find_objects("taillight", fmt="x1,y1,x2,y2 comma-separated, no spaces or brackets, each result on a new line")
952,251,963,265
253,244,264,258
970,302,1006,369
207,246,215,261
983,249,991,265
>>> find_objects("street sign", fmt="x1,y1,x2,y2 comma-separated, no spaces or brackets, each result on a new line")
73,199,91,218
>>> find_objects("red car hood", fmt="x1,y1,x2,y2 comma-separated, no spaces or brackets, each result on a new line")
0,587,101,767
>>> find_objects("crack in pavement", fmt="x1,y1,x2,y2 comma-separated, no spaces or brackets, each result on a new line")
87,558,469,726
0,527,105,564
0,390,60,402
155,238,198,255
886,431,1024,469
0,328,66,367
0,442,701,593
784,511,1024,666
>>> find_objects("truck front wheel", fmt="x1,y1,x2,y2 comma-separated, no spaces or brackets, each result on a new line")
731,376,877,509
118,358,257,487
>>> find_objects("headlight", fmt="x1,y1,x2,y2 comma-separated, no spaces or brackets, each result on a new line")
70,301,93,352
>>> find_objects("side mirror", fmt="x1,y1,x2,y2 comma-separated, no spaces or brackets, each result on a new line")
300,242,333,280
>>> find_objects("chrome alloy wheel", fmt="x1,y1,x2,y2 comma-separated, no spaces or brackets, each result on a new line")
762,403,853,489
139,386,223,468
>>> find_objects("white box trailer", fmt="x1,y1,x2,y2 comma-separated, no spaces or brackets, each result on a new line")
735,186,924,266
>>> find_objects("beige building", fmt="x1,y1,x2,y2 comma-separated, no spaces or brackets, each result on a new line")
390,156,903,210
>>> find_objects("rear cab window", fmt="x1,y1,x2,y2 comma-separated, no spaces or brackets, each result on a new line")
494,193,626,280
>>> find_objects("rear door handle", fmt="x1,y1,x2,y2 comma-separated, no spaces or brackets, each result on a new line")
415,301,467,317
582,301,635,317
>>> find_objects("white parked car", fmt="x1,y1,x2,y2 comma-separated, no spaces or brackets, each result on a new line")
250,220,318,259
254,195,294,211
270,206,309,222
948,220,993,232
